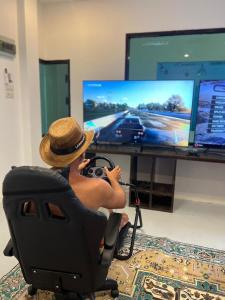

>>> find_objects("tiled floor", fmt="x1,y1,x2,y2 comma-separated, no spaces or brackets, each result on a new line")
1,199,225,279
123,200,225,250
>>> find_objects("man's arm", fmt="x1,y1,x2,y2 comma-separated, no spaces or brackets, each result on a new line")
97,166,126,209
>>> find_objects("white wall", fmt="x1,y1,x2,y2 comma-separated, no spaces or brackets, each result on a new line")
0,0,42,188
18,0,42,166
37,0,225,205
0,0,22,184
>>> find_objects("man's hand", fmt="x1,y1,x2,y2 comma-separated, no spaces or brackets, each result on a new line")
104,165,121,183
78,158,90,171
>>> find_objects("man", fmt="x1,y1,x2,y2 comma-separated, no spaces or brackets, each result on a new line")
39,117,129,227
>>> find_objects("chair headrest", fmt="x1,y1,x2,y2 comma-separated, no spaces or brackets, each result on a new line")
3,166,71,196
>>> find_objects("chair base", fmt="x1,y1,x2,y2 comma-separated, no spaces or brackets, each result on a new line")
28,285,37,296
53,278,119,300
28,278,119,300
55,292,89,300
97,278,119,298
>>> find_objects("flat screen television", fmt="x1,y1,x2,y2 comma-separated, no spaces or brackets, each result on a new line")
195,80,225,148
83,80,194,147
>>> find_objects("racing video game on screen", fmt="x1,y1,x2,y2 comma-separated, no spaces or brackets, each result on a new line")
83,80,194,147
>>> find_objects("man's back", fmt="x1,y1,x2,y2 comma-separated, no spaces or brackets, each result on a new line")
69,174,107,210
69,171,126,211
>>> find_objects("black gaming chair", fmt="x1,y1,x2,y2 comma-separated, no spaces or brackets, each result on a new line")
3,166,122,300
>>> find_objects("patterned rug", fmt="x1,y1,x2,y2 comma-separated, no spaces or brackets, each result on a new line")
1,233,225,300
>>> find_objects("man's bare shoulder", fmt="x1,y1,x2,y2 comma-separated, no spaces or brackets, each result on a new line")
78,176,113,209
82,176,111,190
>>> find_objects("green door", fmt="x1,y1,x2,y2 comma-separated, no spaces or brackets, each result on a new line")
39,60,70,135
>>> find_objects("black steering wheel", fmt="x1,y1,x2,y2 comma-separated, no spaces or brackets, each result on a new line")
82,155,115,181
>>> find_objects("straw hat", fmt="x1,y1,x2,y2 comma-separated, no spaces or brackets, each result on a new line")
40,117,94,167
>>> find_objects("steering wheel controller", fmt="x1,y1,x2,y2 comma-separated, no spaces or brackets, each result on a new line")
82,155,143,261
82,156,115,181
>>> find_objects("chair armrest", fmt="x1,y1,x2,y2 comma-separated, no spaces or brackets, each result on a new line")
104,212,122,249
100,213,122,266
4,239,14,257
101,248,115,266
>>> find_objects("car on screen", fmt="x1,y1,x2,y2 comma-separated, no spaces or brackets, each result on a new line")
115,116,145,140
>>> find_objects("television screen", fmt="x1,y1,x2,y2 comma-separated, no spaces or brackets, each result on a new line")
195,80,225,148
83,80,194,147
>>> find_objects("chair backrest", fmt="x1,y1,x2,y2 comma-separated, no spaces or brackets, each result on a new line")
2,166,108,293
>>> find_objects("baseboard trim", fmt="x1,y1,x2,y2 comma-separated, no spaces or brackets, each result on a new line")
175,194,225,206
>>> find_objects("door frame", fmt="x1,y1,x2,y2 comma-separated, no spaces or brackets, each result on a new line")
39,59,71,118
